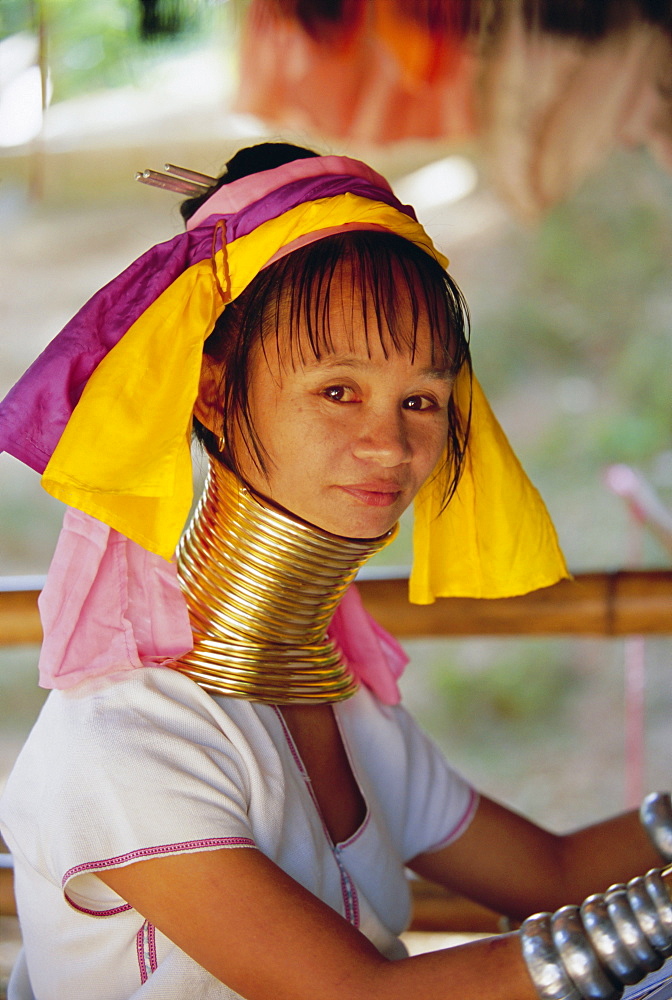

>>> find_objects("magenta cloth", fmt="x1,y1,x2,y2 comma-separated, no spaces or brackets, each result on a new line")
0,172,413,477
193,175,414,234
38,509,407,705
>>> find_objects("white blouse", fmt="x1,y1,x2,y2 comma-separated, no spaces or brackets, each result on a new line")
1,667,477,999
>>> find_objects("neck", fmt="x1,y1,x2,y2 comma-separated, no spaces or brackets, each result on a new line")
172,460,396,704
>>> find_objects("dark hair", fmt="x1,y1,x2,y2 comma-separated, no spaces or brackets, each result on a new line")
183,142,472,510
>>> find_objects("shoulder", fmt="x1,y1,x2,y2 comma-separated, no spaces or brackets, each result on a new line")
2,668,268,812
336,687,476,855
0,670,263,880
337,684,439,759
34,666,244,741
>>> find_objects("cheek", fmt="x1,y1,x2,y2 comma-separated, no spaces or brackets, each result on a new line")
260,400,331,479
282,401,347,455
414,419,449,470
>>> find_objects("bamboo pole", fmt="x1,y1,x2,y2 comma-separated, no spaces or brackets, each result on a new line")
358,570,672,637
1,570,671,647
0,583,44,646
409,878,506,934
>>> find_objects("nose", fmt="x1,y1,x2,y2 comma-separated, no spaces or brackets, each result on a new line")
351,409,411,467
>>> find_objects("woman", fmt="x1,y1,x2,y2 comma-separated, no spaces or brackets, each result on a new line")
1,142,672,999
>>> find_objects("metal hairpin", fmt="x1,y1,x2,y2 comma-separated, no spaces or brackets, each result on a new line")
135,163,216,196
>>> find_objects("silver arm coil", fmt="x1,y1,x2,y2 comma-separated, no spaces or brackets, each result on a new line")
641,794,672,863
520,867,672,1000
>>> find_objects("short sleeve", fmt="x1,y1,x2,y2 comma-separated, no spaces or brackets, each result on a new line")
0,668,257,914
337,691,478,863
392,704,479,859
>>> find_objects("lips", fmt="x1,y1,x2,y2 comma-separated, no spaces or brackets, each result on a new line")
337,483,403,507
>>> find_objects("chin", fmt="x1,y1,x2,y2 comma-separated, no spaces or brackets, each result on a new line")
319,511,399,541
267,491,401,541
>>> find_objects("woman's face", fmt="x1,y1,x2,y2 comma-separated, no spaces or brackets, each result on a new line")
199,277,455,539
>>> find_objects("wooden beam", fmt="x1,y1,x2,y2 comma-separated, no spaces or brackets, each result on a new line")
1,570,671,647
0,588,43,645
357,570,672,637
409,878,506,934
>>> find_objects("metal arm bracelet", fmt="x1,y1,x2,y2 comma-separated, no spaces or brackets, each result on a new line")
520,867,672,1000
641,792,672,862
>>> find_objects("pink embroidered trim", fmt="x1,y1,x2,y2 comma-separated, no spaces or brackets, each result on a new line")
272,706,361,928
148,921,158,972
423,789,480,855
136,923,145,982
63,836,256,884
333,850,360,928
67,899,133,917
137,920,158,983
62,837,257,915
339,812,371,849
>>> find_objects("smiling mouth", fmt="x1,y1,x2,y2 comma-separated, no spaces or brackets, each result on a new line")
338,485,403,507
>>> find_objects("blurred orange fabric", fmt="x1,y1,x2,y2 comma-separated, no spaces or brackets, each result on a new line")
235,0,672,218
235,0,478,145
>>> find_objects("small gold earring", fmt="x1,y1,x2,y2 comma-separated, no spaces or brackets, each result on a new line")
218,433,226,453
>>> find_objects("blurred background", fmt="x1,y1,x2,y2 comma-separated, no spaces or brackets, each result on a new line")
1,0,672,854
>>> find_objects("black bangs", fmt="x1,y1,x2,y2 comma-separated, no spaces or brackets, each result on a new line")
194,230,472,508
260,231,470,376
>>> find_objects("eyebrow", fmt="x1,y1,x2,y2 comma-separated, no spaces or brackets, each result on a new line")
301,354,456,381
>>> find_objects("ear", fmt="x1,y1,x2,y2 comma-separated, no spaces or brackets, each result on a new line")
193,355,224,435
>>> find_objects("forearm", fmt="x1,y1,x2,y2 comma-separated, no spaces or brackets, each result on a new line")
411,795,668,922
100,843,538,1000
557,807,665,903
376,933,536,1000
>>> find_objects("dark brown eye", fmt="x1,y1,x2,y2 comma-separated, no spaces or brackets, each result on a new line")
322,385,356,402
403,395,435,411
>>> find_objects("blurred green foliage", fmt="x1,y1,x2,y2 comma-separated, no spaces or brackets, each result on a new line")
431,640,575,733
0,0,214,102
0,0,29,37
470,150,672,485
